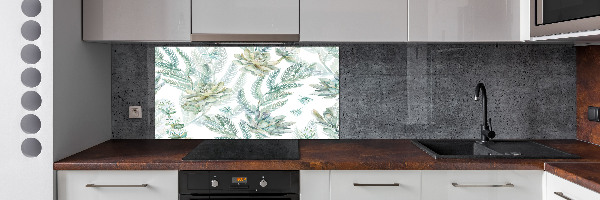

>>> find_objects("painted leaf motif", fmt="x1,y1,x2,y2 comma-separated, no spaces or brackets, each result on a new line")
310,77,339,99
155,47,340,139
204,114,239,139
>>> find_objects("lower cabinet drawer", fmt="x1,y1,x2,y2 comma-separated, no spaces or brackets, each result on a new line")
57,170,178,200
421,170,542,200
330,170,421,200
300,170,330,200
546,172,600,200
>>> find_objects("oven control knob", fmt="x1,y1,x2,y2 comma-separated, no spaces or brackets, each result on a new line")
259,179,268,188
211,180,219,188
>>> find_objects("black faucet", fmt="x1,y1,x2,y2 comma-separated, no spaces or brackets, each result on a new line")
474,83,495,143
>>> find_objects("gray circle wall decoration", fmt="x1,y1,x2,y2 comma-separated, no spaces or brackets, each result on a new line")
20,114,41,134
21,0,41,17
21,0,43,160
21,20,41,41
21,91,42,111
21,138,42,157
21,68,41,88
21,44,41,64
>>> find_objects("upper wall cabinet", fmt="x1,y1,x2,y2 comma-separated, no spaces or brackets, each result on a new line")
191,0,300,41
300,0,408,42
83,0,191,42
409,0,529,42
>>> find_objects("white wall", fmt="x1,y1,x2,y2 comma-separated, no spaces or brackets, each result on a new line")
0,0,54,199
1,0,111,198
53,0,112,162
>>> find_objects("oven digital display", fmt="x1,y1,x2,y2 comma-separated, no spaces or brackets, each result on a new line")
232,177,247,184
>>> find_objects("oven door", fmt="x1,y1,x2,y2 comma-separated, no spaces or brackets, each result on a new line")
180,194,299,200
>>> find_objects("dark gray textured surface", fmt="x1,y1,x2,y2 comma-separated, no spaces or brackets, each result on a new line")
112,44,155,139
112,44,576,139
183,140,300,160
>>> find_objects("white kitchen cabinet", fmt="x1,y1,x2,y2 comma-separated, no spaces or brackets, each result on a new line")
300,170,330,200
191,0,299,41
409,0,529,42
330,170,421,200
83,0,191,41
300,0,408,42
422,170,543,200
57,170,178,200
545,172,600,200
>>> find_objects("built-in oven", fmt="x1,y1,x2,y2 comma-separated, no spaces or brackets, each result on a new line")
531,0,600,38
179,171,299,200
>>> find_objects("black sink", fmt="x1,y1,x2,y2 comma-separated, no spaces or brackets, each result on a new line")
412,140,579,159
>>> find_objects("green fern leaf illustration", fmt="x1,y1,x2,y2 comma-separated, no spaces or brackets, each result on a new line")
313,103,339,139
290,108,302,116
204,114,239,139
266,69,280,90
310,77,339,99
262,100,287,114
281,62,315,83
251,76,265,101
237,90,257,114
262,91,292,106
294,120,318,139
176,47,193,70
220,64,239,86
298,96,313,105
239,121,252,139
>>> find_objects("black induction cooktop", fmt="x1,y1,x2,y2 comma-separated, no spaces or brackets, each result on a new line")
182,140,300,160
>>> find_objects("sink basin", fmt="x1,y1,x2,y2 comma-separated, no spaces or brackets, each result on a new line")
412,140,579,159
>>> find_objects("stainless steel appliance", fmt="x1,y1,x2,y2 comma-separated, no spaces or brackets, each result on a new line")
179,171,299,200
531,0,600,37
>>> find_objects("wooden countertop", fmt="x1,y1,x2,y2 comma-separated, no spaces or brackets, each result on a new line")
545,162,600,194
54,139,600,193
54,139,600,171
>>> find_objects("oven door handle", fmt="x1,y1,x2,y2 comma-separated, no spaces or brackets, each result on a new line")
210,196,296,199
180,195,298,200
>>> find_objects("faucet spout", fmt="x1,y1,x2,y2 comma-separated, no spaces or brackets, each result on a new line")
474,83,488,129
474,83,495,142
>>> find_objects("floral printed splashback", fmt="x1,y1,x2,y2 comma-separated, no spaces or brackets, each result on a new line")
155,47,339,139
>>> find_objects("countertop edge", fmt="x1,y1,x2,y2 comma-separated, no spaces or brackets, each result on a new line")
545,162,600,194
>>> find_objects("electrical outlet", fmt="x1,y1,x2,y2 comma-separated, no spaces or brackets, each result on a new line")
129,106,142,119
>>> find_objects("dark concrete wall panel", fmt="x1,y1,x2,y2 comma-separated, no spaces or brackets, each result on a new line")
112,44,576,139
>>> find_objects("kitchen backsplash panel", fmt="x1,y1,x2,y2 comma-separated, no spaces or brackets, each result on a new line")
112,44,576,139
155,47,339,139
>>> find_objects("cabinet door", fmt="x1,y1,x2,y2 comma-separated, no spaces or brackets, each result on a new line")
409,0,529,42
546,172,600,200
57,170,178,200
330,170,420,200
300,171,330,200
82,0,191,41
192,0,299,35
301,0,408,42
422,170,542,200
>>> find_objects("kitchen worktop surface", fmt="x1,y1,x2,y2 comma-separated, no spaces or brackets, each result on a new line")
545,162,600,194
54,139,600,171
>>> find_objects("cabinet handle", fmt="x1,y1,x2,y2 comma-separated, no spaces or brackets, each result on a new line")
451,183,514,188
554,192,573,200
86,184,149,188
353,183,400,186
